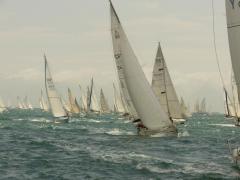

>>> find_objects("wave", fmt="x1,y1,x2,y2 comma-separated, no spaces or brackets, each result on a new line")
210,124,235,127
30,118,52,123
178,131,190,137
105,128,134,136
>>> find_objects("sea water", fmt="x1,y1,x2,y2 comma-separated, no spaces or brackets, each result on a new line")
0,109,239,179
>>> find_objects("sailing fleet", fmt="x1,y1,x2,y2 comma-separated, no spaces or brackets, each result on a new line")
0,1,240,137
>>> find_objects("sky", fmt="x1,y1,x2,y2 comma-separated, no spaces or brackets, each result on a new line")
0,0,233,112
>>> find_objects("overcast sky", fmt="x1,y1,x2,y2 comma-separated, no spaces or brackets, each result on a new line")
0,0,232,112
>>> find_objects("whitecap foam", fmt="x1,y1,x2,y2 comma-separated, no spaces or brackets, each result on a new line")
136,164,179,174
178,131,190,137
106,128,134,136
30,118,52,123
210,124,235,127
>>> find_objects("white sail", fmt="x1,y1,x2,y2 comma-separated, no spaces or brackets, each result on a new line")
24,96,33,110
91,91,100,112
151,43,182,119
194,100,200,113
39,98,43,109
110,1,176,132
100,89,110,113
180,97,190,118
62,97,71,113
17,96,24,109
68,88,80,114
113,83,126,113
226,0,240,105
79,85,87,112
200,98,207,113
22,99,28,109
87,78,100,112
0,98,7,112
86,86,91,112
44,55,68,118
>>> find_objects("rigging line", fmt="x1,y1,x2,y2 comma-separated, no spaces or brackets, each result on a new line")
211,0,226,89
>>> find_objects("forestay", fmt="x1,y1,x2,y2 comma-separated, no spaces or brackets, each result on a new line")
226,0,240,105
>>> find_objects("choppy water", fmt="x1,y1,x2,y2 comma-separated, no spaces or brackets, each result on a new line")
0,109,240,179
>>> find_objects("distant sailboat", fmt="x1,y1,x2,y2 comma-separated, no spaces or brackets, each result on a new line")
79,85,87,112
151,43,183,123
17,96,24,109
113,83,128,114
68,88,81,114
44,55,69,122
99,88,110,114
24,96,33,110
226,0,240,126
109,1,177,135
62,97,71,113
0,98,7,113
180,97,190,119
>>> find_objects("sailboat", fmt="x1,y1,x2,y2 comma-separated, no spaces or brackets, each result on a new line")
180,97,191,119
79,85,87,112
68,88,81,114
109,0,177,136
62,97,71,114
86,78,100,115
24,96,33,110
99,88,110,114
44,55,69,122
17,96,24,109
151,43,184,124
0,98,7,113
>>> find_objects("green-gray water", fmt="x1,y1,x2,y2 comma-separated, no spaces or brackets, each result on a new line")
0,109,239,179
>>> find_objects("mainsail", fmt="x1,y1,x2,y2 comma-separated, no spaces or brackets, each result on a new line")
44,55,68,119
17,96,24,109
180,97,189,118
24,96,33,110
0,98,7,112
110,1,176,132
79,85,87,112
151,43,182,119
99,88,110,113
226,0,240,108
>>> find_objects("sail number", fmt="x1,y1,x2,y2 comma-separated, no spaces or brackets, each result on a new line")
229,0,240,9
